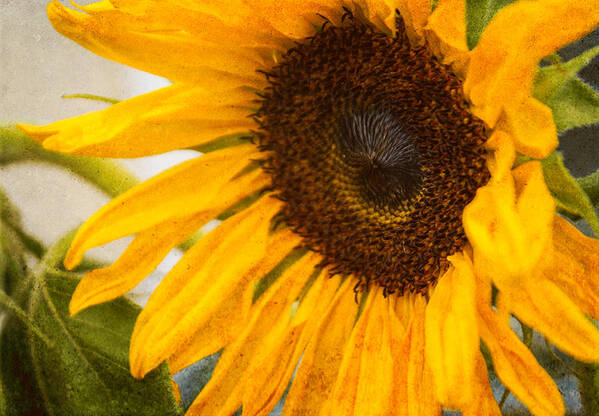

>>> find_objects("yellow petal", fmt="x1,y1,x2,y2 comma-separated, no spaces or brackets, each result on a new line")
19,84,257,157
353,291,397,416
129,196,286,378
353,0,395,34
241,271,340,416
64,144,260,269
89,0,292,50
394,0,432,43
425,252,478,408
425,0,469,76
247,0,343,39
187,251,322,416
478,299,564,416
69,212,213,315
386,298,409,416
323,288,396,416
484,129,515,183
47,1,268,87
167,228,303,373
407,295,441,415
282,279,358,416
546,215,599,319
501,97,558,159
463,161,554,285
461,352,502,416
465,0,599,129
503,276,599,363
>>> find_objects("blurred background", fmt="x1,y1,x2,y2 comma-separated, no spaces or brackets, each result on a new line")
1,0,201,302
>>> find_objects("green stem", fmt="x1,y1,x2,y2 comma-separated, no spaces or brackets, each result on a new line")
61,93,121,105
0,125,138,198
577,361,599,414
4,221,45,258
0,289,52,347
498,387,510,409
35,229,78,274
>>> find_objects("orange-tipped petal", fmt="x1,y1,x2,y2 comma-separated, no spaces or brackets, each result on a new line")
241,271,340,416
405,295,442,416
324,288,397,416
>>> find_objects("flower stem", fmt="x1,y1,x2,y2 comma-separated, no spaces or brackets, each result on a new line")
0,125,138,198
61,93,121,105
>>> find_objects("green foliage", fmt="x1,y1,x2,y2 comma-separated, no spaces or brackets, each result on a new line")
542,152,599,235
577,169,599,208
0,232,182,416
534,46,599,132
465,0,516,49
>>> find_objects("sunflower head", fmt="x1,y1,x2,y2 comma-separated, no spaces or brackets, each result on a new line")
256,12,489,295
17,0,599,415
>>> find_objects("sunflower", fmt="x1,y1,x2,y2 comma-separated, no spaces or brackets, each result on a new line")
19,0,599,414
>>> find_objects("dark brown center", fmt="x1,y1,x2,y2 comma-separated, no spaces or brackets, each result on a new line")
255,12,490,295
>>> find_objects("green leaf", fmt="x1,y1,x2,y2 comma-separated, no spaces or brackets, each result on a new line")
542,152,599,236
578,169,599,208
534,46,599,132
0,191,29,295
465,0,516,49
0,233,182,416
0,189,45,258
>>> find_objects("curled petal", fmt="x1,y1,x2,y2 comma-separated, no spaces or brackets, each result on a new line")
485,129,516,183
464,162,554,286
394,0,432,43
